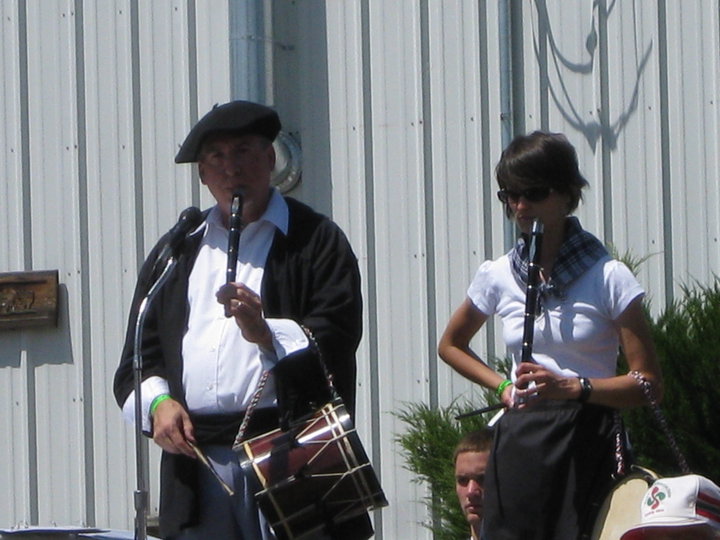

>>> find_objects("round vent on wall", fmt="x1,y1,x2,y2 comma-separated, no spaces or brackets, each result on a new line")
271,132,302,193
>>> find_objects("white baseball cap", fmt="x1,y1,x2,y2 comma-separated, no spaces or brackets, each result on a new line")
621,474,720,539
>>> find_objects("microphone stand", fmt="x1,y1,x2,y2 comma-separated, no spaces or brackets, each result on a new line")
132,257,178,540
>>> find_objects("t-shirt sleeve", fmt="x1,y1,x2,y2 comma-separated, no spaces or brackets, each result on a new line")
466,260,498,316
604,260,646,320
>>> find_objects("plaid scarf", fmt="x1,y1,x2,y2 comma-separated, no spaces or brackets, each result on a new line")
510,216,608,302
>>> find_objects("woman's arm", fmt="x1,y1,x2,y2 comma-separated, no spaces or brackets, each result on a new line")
439,298,513,406
514,296,662,408
592,296,663,407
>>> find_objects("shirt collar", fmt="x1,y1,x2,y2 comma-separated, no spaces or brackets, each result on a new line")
263,188,289,235
204,188,288,235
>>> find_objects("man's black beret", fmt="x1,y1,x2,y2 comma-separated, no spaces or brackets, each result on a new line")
175,100,281,163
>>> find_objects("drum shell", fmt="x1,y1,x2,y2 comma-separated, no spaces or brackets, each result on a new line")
591,466,659,540
237,398,387,540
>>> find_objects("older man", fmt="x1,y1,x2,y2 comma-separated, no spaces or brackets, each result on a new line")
114,101,370,539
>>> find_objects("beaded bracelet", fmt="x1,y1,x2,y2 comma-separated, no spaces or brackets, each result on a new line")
150,394,172,416
495,379,512,399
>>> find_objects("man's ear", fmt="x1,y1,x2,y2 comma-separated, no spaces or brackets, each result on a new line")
267,144,276,170
198,162,207,185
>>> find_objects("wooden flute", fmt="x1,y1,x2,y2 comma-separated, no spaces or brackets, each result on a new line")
457,218,544,419
224,190,244,318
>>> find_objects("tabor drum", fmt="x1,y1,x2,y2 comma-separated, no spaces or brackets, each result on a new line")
236,398,387,540
591,466,659,540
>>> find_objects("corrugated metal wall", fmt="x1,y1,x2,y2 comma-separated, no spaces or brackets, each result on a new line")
1,1,718,538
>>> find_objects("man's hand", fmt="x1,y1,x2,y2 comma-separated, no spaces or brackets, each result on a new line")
151,397,197,458
216,282,273,349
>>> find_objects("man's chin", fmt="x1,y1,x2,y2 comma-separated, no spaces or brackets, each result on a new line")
465,511,483,526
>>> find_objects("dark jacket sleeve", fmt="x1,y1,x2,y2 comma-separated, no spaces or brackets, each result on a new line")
263,198,363,421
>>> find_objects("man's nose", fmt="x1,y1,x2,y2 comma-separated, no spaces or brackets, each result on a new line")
468,479,483,493
220,154,242,175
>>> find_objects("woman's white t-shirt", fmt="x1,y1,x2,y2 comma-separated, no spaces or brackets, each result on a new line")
467,254,644,380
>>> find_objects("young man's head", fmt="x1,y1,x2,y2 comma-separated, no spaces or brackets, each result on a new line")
454,429,493,538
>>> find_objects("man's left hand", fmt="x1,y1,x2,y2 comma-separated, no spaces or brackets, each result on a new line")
216,282,273,349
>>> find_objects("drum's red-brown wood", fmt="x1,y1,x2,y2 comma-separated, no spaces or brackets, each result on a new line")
237,399,387,540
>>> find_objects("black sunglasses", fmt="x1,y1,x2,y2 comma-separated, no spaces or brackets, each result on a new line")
497,187,553,204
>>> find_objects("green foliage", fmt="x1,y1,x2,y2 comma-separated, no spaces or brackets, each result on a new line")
608,244,658,277
394,397,495,540
621,280,720,481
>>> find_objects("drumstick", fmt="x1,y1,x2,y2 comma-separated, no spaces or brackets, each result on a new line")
188,441,235,496
455,402,505,419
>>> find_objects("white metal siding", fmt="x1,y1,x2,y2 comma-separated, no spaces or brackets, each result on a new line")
1,1,719,538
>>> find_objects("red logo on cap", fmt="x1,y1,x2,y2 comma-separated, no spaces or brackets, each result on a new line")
646,485,668,510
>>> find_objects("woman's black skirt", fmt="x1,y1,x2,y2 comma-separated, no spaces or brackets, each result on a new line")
481,400,620,540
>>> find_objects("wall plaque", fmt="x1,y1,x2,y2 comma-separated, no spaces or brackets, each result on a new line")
0,270,59,329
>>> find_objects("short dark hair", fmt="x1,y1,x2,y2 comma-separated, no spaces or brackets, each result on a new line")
453,429,493,465
495,131,588,217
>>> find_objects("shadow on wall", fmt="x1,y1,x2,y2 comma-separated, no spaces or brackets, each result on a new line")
532,0,653,151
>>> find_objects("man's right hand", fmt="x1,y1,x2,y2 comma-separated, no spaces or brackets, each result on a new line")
151,398,197,458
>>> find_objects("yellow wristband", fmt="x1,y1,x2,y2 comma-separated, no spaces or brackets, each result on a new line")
495,379,512,399
150,394,172,416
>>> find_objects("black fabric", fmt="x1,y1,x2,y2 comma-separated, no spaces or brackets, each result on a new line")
271,347,334,431
324,511,375,540
191,407,280,446
261,198,363,417
174,100,281,163
482,401,619,540
113,197,364,538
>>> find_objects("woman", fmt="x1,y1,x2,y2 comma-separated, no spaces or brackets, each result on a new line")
438,131,662,539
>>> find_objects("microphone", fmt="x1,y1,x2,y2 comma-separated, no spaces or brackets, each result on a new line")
225,190,244,317
150,206,204,280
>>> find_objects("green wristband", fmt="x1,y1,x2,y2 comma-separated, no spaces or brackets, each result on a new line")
495,379,512,399
150,394,172,416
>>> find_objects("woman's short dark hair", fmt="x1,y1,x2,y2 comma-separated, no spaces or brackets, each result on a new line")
495,131,588,217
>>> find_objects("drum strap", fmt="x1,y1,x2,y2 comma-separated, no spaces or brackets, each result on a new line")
233,369,271,449
612,410,627,478
627,370,690,474
232,325,337,450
